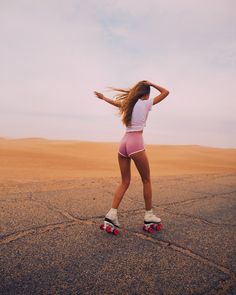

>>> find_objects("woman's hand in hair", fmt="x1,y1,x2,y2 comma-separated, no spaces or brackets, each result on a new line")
94,91,105,100
141,80,152,86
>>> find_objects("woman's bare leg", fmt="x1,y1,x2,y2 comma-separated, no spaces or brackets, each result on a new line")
111,154,131,209
130,150,152,210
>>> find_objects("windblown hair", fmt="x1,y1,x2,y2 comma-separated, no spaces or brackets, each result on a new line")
110,81,150,126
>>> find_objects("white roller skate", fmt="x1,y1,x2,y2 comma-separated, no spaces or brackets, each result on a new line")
143,209,163,234
100,208,120,236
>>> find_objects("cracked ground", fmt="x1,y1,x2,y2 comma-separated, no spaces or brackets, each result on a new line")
1,173,236,295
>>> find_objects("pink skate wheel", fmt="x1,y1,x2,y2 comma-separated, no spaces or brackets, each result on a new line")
106,226,112,233
156,223,162,231
113,228,119,235
148,227,154,234
150,224,154,229
100,224,105,231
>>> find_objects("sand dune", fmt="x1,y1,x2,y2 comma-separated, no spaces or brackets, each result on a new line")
0,138,235,183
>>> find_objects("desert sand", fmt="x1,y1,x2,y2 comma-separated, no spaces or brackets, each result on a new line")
0,138,235,182
1,138,236,294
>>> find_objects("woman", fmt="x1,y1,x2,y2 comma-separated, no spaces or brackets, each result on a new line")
94,80,169,234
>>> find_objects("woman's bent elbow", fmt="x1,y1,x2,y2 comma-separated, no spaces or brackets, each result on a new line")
164,90,169,97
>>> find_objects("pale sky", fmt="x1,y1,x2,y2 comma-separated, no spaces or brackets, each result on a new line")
0,0,236,148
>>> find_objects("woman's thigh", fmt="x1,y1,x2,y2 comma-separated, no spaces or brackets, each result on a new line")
130,150,150,182
118,154,131,183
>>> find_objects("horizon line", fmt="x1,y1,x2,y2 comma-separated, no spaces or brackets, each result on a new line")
1,136,235,150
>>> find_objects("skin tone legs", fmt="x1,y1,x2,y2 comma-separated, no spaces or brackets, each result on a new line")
131,151,152,210
111,155,131,209
111,151,152,210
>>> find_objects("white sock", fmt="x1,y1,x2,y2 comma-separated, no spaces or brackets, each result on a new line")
145,209,153,214
107,208,117,216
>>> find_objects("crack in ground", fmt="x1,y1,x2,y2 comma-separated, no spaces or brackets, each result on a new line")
125,190,236,211
0,196,143,246
30,196,78,221
1,174,235,294
1,191,234,247
129,230,234,276
126,229,236,295
0,200,95,245
162,208,236,227
1,211,235,294
0,220,79,245
27,197,145,221
1,214,235,282
157,190,236,207
0,217,96,245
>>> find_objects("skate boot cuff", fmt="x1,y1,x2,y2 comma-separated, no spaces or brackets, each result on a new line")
144,220,161,225
105,217,120,228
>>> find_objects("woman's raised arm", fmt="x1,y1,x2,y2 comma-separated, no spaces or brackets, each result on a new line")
144,81,169,106
94,91,121,108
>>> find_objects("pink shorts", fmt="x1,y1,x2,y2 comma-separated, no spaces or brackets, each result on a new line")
118,131,145,158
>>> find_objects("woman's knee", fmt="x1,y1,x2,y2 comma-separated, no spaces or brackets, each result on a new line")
121,178,130,188
141,176,151,185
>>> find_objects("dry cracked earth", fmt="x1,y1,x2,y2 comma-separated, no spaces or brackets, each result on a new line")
0,173,236,295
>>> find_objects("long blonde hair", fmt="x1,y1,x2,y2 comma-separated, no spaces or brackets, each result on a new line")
111,81,150,126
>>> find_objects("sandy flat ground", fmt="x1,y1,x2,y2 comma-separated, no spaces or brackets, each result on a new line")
0,138,235,183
